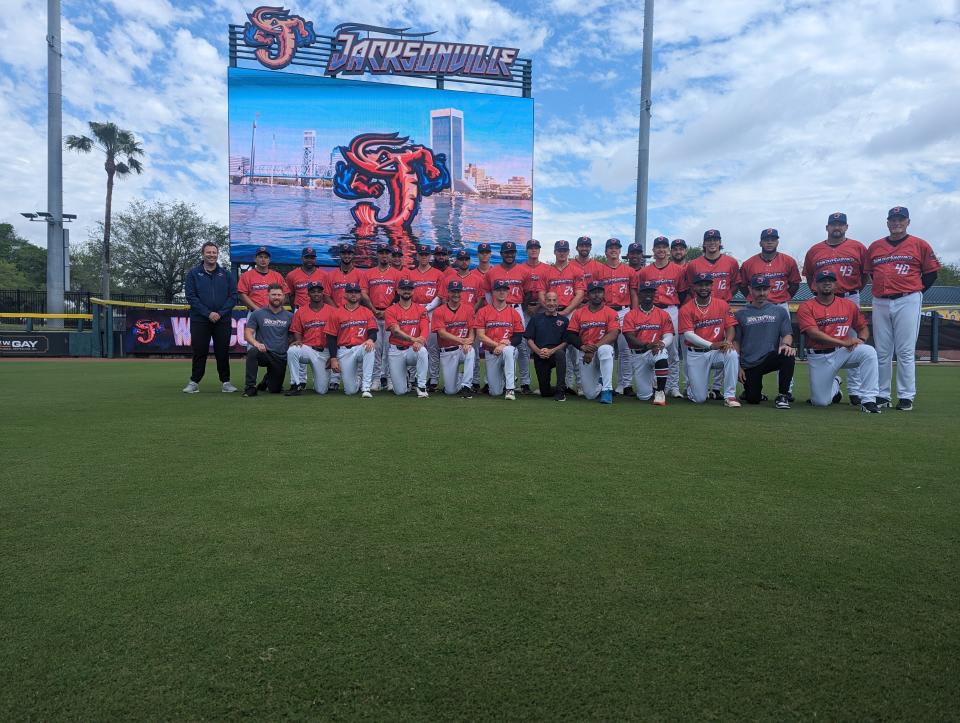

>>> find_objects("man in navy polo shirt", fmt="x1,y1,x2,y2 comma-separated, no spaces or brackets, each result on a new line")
183,241,238,393
524,291,569,401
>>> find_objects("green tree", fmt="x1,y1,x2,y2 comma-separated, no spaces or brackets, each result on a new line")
65,122,144,300
685,247,703,261
0,223,47,289
0,260,30,289
936,261,960,286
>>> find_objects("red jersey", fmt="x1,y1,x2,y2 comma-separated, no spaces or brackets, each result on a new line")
325,266,368,307
472,304,524,344
364,266,402,310
797,296,867,351
865,235,940,297
290,303,336,347
523,261,549,296
802,238,869,294
596,262,633,307
539,263,585,308
739,252,801,304
678,297,737,344
432,302,475,345
568,304,620,347
285,267,326,308
481,264,533,305
680,255,740,300
634,261,683,306
238,268,289,308
384,302,429,348
329,304,377,346
571,258,603,289
622,306,675,344
402,266,444,304
440,268,485,306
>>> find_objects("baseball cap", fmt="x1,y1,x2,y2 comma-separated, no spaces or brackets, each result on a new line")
492,279,511,290
703,229,721,241
827,212,847,225
339,242,355,253
344,282,362,293
301,246,317,257
455,249,470,260
526,238,541,248
887,206,909,219
501,241,517,253
376,243,391,253
627,242,644,254
434,245,449,255
554,240,570,251
637,280,657,291
416,244,432,254
671,238,687,248
750,274,771,288
477,242,492,253
816,270,837,282
576,235,592,247
447,280,464,292
255,246,271,256
605,238,622,249
587,280,605,292
306,280,324,291
652,236,669,247
390,246,403,256
398,278,415,290
692,272,714,284
760,228,779,240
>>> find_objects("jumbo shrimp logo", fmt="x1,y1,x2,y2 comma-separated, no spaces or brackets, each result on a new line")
135,320,163,344
243,6,317,70
333,132,450,232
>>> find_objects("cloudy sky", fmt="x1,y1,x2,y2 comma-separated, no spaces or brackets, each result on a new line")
2,0,958,265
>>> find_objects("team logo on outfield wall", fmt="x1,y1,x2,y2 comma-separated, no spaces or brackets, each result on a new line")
134,320,164,344
243,6,317,70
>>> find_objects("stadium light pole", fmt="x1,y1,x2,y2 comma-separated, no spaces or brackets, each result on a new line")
46,0,66,326
633,0,654,264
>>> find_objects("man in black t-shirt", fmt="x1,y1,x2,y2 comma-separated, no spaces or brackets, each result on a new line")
523,291,569,401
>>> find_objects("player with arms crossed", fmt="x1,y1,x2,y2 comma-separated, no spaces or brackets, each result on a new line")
433,280,476,398
384,279,430,398
797,270,881,412
473,279,525,400
622,280,674,406
678,272,741,407
865,206,940,411
567,281,621,404
285,280,337,396
326,283,378,398
734,275,796,409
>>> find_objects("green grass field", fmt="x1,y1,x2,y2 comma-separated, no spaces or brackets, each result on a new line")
1,360,958,720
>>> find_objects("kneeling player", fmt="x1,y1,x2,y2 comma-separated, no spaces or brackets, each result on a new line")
678,273,740,406
286,281,336,395
327,283,377,398
622,281,674,405
473,279,524,400
733,275,796,408
385,279,430,397
433,280,476,397
243,284,292,397
567,281,620,404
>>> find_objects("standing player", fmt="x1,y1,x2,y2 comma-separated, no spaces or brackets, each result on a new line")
365,243,403,390
572,236,603,288
238,246,289,310
738,228,801,309
733,275,796,408
595,238,634,395
797,270,881,412
865,206,940,411
524,291,569,401
285,281,337,396
242,284,292,397
389,246,405,271
403,244,445,391
519,238,549,394
622,280,674,406
635,236,685,398
481,242,534,393
473,279,525,400
441,249,486,391
538,239,585,394
567,281,620,404
677,273,741,406
325,242,372,309
625,242,646,274
431,245,451,273
384,278,430,397
327,282,377,397
476,242,494,275
285,247,326,309
670,239,688,270
432,280,476,397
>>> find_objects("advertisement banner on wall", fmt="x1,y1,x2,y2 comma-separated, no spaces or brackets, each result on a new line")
228,67,534,266
124,310,249,354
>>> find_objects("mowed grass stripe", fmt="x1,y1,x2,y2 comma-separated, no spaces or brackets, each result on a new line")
0,361,957,719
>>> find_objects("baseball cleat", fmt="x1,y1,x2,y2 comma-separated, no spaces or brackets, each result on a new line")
775,394,791,409
242,388,258,397
284,386,302,397
623,386,634,397
669,389,684,399
895,399,914,411
328,382,340,392
875,397,890,408
653,390,666,406
427,382,438,393
256,379,268,392
417,387,429,398
370,380,381,392
361,390,373,398
861,401,881,414
554,392,567,402
520,384,532,395
480,384,489,395
848,395,862,406
221,382,238,393
459,386,473,399
724,397,742,408
182,381,200,394
599,390,613,404
708,389,723,400
504,389,516,401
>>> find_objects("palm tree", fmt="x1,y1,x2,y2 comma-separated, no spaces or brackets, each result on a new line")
65,122,144,300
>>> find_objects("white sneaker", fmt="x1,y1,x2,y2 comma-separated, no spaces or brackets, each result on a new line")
221,382,238,393
668,389,683,399
361,390,373,398
417,387,429,398
724,397,742,408
615,386,624,395
505,389,516,401
182,381,200,394
653,390,666,406
386,379,394,391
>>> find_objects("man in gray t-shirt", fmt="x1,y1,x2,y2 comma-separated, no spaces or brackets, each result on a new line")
733,275,796,408
243,284,293,396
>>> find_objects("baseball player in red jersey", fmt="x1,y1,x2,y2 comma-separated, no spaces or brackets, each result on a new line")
365,243,403,390
385,278,431,397
403,244,445,390
625,241,646,275
473,279,525,400
481,242,534,392
622,280,675,405
327,282,378,397
797,270,880,412
476,242,494,275
285,246,326,308
238,246,290,310
738,228,801,308
635,236,685,397
433,280,476,397
431,245,451,274
285,281,337,395
325,242,372,309
441,249,486,390
389,245,405,271
595,238,634,394
567,281,620,404
670,239,688,269
677,272,741,406
865,206,940,411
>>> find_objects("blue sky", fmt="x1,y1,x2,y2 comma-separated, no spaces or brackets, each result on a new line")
1,0,958,264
